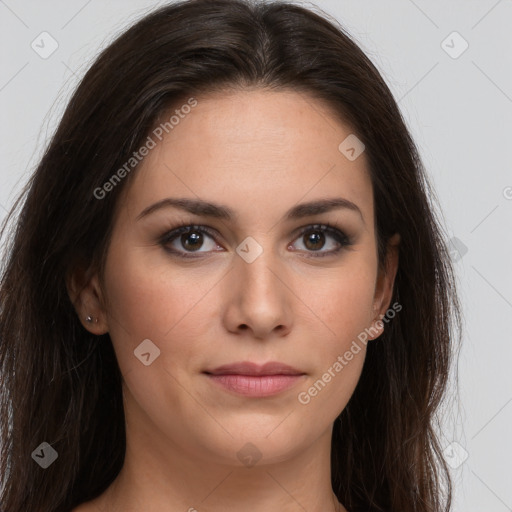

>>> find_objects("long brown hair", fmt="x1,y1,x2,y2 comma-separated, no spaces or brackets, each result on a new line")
0,1,461,510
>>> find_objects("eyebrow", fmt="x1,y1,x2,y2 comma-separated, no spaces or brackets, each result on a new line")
136,196,364,224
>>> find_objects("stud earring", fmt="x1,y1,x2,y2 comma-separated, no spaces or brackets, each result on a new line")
85,315,97,324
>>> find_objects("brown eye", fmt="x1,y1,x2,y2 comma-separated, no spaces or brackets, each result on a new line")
179,230,204,251
303,230,326,251
291,224,351,257
160,223,351,260
160,225,221,258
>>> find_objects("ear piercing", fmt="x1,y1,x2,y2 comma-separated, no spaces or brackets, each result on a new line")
85,315,98,324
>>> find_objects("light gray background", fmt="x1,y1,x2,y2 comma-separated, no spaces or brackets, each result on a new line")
1,1,511,510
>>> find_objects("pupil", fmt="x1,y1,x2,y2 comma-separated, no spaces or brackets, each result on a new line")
182,231,202,251
305,231,324,251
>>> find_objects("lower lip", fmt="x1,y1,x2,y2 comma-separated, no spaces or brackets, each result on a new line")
205,374,304,397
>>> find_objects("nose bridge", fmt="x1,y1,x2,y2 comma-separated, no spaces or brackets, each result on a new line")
227,235,292,337
235,239,282,298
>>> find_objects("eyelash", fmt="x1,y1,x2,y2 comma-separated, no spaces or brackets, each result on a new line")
158,222,352,259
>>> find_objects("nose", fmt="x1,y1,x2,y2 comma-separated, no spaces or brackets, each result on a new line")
222,248,293,340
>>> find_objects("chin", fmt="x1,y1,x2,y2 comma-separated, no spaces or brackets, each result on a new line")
196,422,312,466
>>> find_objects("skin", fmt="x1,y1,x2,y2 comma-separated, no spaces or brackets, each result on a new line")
69,88,399,512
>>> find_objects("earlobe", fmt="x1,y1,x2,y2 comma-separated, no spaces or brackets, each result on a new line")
66,266,109,335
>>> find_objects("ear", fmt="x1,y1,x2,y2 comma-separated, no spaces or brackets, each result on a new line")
369,233,400,340
66,263,109,335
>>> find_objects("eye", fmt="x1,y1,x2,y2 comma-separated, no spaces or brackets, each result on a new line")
290,223,352,258
159,222,352,259
159,224,221,258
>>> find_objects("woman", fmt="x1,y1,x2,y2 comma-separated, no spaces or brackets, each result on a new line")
0,0,461,511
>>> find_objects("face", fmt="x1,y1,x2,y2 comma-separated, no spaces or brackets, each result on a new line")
74,88,398,467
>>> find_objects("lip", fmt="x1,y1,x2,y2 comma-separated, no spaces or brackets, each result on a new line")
204,361,304,376
205,374,305,397
203,361,306,397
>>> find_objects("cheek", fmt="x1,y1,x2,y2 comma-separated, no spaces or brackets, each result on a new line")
101,245,210,373
305,262,377,345
294,260,376,419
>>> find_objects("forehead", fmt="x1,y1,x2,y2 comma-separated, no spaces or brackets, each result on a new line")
122,88,374,227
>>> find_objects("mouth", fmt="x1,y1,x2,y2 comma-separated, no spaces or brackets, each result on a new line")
204,361,305,376
203,361,306,397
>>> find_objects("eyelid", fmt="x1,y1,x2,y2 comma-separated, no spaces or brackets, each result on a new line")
158,221,352,258
290,223,352,257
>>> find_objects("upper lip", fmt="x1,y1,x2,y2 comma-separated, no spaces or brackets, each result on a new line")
204,361,305,376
